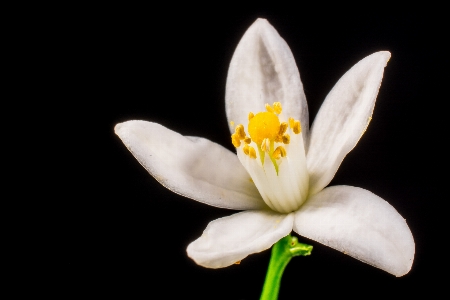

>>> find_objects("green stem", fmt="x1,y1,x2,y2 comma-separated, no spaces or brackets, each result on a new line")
260,234,313,300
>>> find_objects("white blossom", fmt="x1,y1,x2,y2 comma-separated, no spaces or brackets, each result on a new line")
115,18,414,276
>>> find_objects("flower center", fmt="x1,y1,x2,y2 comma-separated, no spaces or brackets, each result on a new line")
248,112,280,145
231,102,301,174
230,102,308,213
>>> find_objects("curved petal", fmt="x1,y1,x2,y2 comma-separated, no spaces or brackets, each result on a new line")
187,210,294,268
307,51,391,195
225,18,308,140
293,185,414,277
115,121,266,210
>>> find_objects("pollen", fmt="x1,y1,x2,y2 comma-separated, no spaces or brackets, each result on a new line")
243,144,256,159
293,121,301,134
265,103,274,113
248,146,256,159
273,102,282,114
279,122,288,135
243,144,250,155
289,117,301,134
248,112,280,145
235,124,246,140
231,133,241,147
273,146,287,159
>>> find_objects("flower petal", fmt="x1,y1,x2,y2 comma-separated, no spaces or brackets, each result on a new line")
293,185,414,277
187,210,294,268
225,18,308,139
306,51,391,195
115,120,266,210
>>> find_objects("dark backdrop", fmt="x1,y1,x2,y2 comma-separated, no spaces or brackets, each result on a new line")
60,7,444,299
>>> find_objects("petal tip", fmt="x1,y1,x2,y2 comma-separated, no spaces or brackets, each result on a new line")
114,120,143,137
372,51,392,66
381,50,391,63
114,122,124,135
249,18,273,32
253,18,269,25
114,121,135,138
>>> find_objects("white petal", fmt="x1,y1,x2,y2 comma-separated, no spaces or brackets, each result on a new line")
187,210,294,268
293,185,414,277
225,18,308,140
307,52,391,195
115,121,266,210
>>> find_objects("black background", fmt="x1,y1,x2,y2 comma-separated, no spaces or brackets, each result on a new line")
56,6,445,299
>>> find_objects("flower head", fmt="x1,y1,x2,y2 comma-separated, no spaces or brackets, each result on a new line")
115,18,414,276
231,101,308,213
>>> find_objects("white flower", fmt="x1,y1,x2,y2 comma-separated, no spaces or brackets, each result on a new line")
115,18,414,277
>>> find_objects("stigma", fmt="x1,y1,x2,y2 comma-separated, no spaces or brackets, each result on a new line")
230,102,309,213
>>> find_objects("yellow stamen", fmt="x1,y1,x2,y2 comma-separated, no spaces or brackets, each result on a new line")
279,122,288,135
293,120,301,134
248,146,256,159
235,124,246,139
229,101,298,174
231,133,241,147
273,146,287,159
243,144,250,155
289,117,295,129
265,103,274,113
273,102,282,114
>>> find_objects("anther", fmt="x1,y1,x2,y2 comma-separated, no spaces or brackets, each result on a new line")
289,117,295,129
265,103,274,113
244,137,251,144
235,124,246,139
279,122,288,135
273,102,282,114
282,134,290,144
231,133,241,147
273,146,287,159
293,120,301,134
243,144,250,155
248,112,254,120
248,146,257,159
